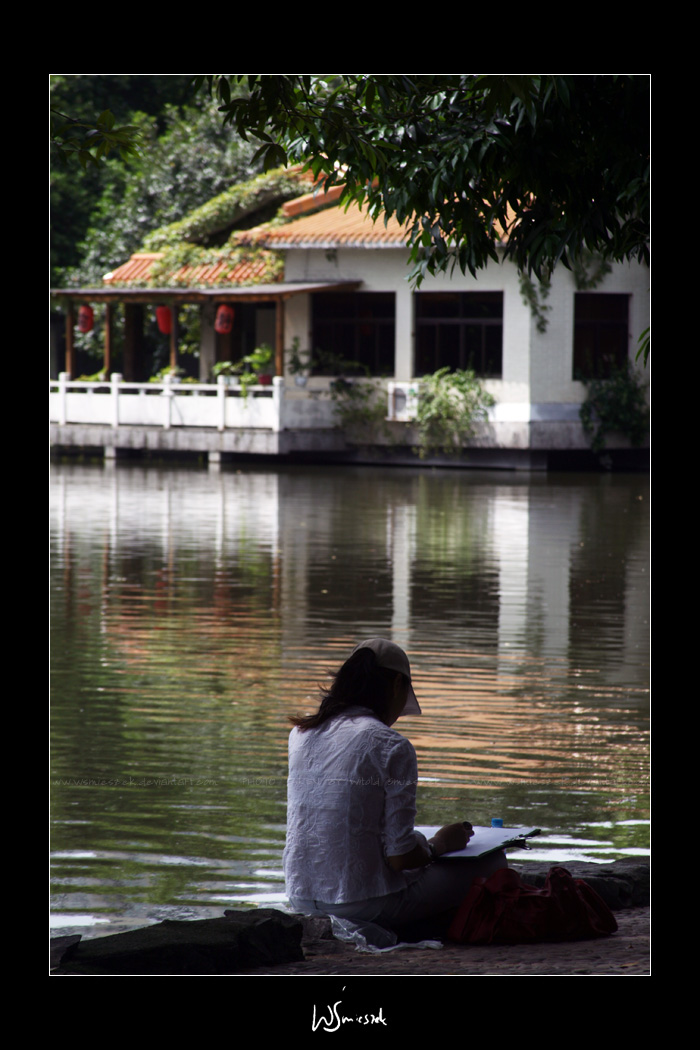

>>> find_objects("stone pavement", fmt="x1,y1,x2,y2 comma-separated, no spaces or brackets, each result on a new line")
244,905,649,976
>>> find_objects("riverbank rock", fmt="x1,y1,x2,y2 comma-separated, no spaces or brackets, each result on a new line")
52,910,304,976
513,860,649,910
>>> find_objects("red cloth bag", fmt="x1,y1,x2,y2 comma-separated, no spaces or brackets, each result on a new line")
447,865,618,944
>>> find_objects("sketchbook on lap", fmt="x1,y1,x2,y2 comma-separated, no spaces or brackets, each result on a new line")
416,825,541,858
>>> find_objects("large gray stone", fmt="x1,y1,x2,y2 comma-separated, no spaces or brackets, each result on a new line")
53,910,304,975
513,860,649,909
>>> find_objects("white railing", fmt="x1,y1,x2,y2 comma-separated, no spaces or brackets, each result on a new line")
49,373,346,432
50,373,287,432
50,374,522,435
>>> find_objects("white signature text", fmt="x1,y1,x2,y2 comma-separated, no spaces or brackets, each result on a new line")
312,999,387,1032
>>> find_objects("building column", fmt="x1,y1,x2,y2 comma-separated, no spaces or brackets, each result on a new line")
394,281,413,380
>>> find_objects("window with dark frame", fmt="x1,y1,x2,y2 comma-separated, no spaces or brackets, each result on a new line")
573,293,630,380
414,292,503,377
311,293,395,375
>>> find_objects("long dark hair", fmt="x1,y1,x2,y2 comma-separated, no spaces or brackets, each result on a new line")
290,647,404,731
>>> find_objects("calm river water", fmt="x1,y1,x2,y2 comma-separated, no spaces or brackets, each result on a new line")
50,462,649,938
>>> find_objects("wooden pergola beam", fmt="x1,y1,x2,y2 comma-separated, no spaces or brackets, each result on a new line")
51,281,361,306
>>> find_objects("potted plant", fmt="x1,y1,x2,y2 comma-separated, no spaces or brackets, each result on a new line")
225,344,274,399
212,361,240,387
286,337,311,387
246,344,273,385
149,365,186,384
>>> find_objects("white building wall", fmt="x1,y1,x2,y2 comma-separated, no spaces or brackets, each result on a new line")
283,246,649,432
284,246,535,393
284,294,309,361
395,279,413,382
529,260,650,407
532,272,576,406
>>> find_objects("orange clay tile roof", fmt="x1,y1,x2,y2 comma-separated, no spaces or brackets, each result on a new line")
281,184,345,218
247,201,411,249
103,253,275,286
103,254,162,284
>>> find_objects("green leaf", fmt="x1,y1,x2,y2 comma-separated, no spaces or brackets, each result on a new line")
97,109,115,130
636,326,650,366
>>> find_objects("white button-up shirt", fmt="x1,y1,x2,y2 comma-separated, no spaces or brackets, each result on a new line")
283,706,423,904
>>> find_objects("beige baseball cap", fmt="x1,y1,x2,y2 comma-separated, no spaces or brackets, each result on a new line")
352,638,421,716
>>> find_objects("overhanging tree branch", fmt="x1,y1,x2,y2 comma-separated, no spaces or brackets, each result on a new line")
196,74,649,285
51,107,142,168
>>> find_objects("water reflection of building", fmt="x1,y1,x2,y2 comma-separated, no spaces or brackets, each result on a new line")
52,467,648,697
51,465,649,837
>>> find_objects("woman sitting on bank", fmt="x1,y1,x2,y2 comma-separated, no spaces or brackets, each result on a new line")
283,638,507,936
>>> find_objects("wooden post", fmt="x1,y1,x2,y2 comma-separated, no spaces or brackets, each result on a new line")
65,301,74,379
123,303,143,381
104,301,113,376
170,304,178,372
275,296,285,376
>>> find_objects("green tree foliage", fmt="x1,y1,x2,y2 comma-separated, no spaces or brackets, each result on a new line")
51,77,267,376
143,168,308,253
329,376,391,443
141,167,309,291
50,75,194,279
56,95,263,288
50,108,141,169
50,75,193,138
50,75,194,169
579,362,649,453
198,75,649,285
414,368,495,456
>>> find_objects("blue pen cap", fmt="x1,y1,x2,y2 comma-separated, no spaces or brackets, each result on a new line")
491,818,504,828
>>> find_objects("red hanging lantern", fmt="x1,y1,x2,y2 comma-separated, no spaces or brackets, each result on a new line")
215,304,235,334
156,306,172,335
77,305,94,333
